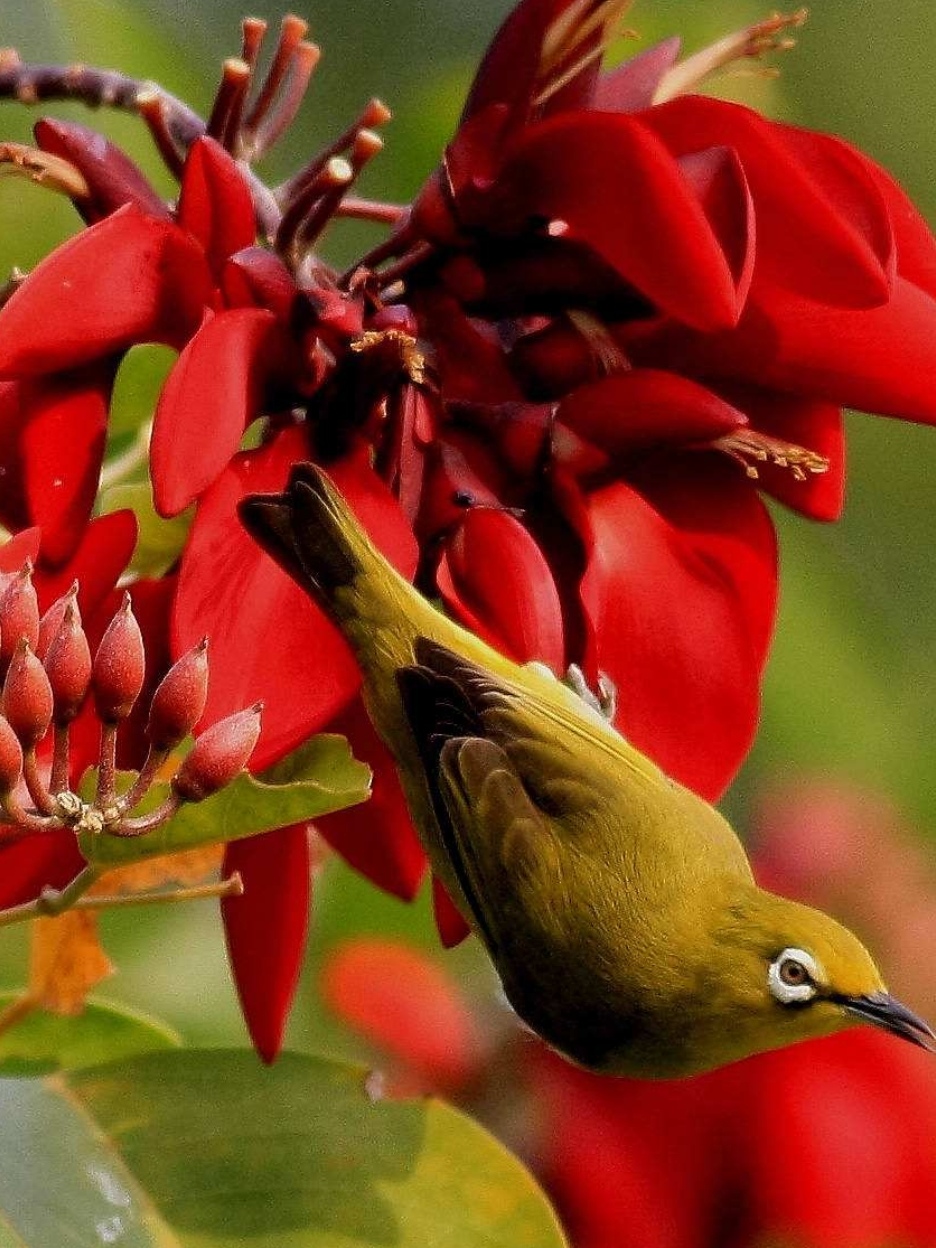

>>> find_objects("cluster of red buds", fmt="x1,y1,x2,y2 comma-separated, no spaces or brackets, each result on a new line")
0,565,261,843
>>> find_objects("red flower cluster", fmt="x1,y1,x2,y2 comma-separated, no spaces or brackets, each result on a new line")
2,0,936,1055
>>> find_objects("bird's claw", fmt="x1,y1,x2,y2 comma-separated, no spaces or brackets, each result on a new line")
565,664,617,723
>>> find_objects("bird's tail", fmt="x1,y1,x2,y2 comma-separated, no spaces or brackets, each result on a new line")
238,461,423,659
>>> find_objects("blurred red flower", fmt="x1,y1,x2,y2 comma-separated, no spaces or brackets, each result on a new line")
323,939,936,1248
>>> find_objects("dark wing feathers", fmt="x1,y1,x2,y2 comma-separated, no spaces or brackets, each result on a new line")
397,639,557,953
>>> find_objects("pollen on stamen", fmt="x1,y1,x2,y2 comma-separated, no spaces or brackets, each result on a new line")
715,429,829,482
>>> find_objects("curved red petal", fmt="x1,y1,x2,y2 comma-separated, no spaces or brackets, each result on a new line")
559,370,747,457
37,509,137,615
322,938,484,1092
0,206,212,377
221,247,298,321
173,428,418,770
460,0,560,126
436,507,565,670
641,96,891,309
177,137,258,280
0,830,86,908
579,460,777,799
0,382,30,535
35,118,170,223
639,275,936,425
20,366,113,566
316,700,427,901
152,308,288,516
0,529,41,575
499,111,744,331
432,876,472,948
222,823,310,1063
591,37,682,113
721,385,845,522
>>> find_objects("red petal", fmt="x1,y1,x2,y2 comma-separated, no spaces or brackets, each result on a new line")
221,247,299,321
321,938,484,1092
461,0,560,127
638,275,936,425
35,118,170,223
20,365,113,566
222,823,310,1062
641,96,891,309
0,529,41,574
38,510,137,616
0,830,85,908
432,876,472,948
0,383,31,534
559,370,747,456
172,428,418,770
741,1035,933,1246
436,507,565,670
499,112,744,331
721,385,845,521
176,138,257,280
591,37,682,113
578,459,777,798
0,206,212,376
316,700,427,901
152,308,290,516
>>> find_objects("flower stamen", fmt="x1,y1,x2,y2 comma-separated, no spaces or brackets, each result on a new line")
715,429,829,482
351,329,428,386
654,9,808,104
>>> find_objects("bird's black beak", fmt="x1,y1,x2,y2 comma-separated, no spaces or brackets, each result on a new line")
840,991,936,1053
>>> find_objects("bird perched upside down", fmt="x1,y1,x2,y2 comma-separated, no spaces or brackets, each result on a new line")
241,465,935,1078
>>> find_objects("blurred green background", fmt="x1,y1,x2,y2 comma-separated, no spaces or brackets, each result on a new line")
1,0,936,1057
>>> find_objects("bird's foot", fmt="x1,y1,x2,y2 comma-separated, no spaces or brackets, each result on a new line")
564,665,617,724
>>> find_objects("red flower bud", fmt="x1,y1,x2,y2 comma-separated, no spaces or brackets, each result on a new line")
0,715,23,793
172,704,262,802
2,639,53,749
147,638,209,750
44,601,92,723
92,591,145,722
0,563,40,669
37,582,80,662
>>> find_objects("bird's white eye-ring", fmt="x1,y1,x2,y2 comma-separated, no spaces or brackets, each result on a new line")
768,948,820,1005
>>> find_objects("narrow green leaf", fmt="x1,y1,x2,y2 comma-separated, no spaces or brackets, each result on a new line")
0,997,181,1078
0,1049,567,1247
78,735,371,869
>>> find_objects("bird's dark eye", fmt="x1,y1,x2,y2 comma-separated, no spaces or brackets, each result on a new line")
779,958,810,987
768,947,821,1005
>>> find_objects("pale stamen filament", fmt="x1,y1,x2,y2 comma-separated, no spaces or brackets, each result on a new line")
653,9,808,105
716,428,829,482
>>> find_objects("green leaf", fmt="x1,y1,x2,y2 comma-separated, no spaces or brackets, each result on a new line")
78,735,371,869
0,996,180,1078
98,480,193,579
0,1049,567,1247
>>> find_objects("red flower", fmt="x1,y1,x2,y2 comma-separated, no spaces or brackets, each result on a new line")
3,1,936,1057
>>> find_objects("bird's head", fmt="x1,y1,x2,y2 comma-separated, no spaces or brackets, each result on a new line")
692,887,936,1073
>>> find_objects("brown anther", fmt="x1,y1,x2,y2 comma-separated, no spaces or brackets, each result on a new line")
172,703,262,803
92,591,145,722
2,638,53,750
350,329,427,386
715,429,829,482
147,638,210,750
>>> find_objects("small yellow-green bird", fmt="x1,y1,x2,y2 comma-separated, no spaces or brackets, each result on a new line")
241,463,935,1078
